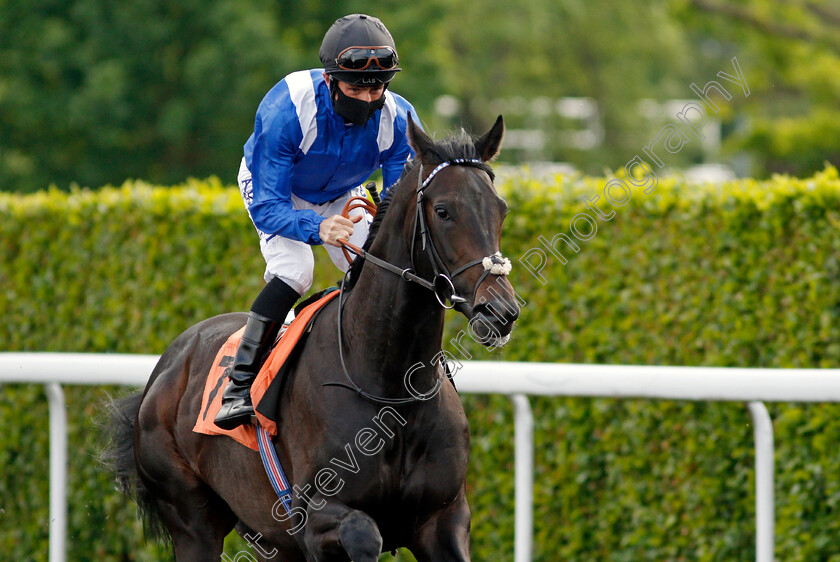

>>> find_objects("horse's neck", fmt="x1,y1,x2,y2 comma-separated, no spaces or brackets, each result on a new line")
345,275,444,366
341,192,445,394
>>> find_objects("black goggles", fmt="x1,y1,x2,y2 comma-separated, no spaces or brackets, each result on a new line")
335,46,399,71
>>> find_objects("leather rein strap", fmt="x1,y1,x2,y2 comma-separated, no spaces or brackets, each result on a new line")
338,196,440,295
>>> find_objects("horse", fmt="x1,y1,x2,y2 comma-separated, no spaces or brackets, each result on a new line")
105,115,520,561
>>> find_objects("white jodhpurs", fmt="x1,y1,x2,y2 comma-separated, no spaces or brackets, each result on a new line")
238,157,373,296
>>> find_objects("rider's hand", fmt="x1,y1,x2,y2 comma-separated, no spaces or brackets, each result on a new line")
319,214,362,247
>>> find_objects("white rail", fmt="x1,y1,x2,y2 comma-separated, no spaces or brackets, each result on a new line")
4,353,840,561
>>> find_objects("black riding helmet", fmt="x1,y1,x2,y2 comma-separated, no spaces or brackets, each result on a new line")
319,14,401,86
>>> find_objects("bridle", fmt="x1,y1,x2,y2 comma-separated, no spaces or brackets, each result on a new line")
326,158,512,405
339,158,511,309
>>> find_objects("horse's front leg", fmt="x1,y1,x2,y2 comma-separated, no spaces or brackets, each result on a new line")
410,492,471,562
296,497,383,562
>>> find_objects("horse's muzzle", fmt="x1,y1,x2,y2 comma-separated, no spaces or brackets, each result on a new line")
457,294,520,348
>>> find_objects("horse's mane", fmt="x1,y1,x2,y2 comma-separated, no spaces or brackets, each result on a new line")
344,130,494,290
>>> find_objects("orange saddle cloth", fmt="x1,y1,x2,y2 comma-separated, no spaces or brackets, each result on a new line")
192,290,339,450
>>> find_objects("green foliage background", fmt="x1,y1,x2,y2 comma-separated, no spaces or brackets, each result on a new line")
3,0,840,192
2,168,840,560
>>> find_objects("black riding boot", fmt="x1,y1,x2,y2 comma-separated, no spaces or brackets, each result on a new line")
213,312,280,429
214,278,299,430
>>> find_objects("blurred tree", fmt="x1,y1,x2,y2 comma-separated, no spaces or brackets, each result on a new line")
0,0,713,190
423,0,707,169
681,0,840,176
2,0,839,191
0,0,353,192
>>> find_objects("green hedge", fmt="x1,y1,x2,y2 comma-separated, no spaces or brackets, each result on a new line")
2,168,840,561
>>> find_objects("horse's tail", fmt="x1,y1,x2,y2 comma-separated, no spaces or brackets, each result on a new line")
101,392,171,545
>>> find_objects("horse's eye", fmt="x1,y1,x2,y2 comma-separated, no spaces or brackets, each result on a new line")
435,207,451,220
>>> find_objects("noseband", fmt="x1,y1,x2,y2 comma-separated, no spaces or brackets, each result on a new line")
341,158,512,308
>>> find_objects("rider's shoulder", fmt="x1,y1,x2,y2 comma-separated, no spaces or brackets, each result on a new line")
387,91,422,132
387,90,413,111
263,70,325,109
255,70,326,131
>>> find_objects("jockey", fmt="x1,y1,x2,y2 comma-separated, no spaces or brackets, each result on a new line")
215,14,421,430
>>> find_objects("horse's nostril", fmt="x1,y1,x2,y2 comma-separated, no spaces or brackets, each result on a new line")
473,300,519,327
472,302,489,319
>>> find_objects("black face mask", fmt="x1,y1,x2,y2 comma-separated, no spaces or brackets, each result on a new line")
331,82,387,126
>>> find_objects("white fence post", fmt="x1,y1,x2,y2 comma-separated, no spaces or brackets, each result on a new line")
747,401,775,562
45,383,67,562
510,394,534,562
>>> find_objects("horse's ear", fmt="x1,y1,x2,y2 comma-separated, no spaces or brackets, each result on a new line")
407,112,436,164
475,115,505,162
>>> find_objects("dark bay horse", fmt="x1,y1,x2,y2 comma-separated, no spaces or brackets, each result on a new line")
107,116,520,561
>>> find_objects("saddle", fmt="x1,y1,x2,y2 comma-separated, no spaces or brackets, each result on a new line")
192,289,339,450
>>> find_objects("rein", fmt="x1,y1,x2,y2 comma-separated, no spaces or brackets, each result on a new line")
323,268,442,405
338,197,444,303
326,159,512,406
